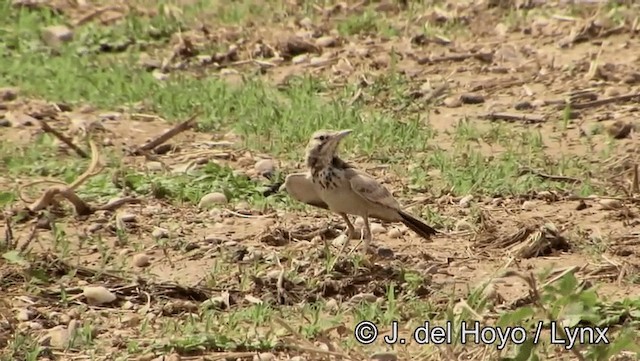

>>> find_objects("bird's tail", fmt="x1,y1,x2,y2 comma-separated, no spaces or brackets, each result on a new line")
398,210,438,240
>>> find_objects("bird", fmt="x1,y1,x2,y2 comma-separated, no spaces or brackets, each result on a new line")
281,129,438,253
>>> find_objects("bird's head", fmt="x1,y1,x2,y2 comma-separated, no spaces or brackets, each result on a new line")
305,129,352,170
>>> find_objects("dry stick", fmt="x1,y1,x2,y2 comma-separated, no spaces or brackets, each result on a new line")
517,167,583,184
4,216,14,249
482,112,546,124
417,52,494,65
18,221,39,253
632,164,639,195
557,92,640,110
36,119,88,158
20,139,102,203
132,110,202,154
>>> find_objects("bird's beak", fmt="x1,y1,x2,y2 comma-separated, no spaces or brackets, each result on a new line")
335,129,352,140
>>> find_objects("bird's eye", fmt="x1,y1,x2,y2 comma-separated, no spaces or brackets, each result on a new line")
318,135,326,141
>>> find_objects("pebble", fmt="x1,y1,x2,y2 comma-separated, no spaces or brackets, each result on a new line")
151,227,169,239
454,220,474,231
145,161,164,172
253,353,276,361
0,87,18,101
315,36,337,48
325,299,338,311
16,308,34,321
370,223,386,234
459,195,474,208
443,96,462,108
599,199,622,210
41,25,73,48
460,93,485,104
521,200,537,210
118,213,137,223
371,352,398,361
377,247,394,258
198,192,228,209
331,234,348,248
254,159,275,177
292,54,309,64
387,227,402,238
121,300,134,310
83,286,116,305
132,253,150,268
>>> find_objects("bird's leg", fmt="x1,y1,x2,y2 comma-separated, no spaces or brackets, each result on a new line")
339,213,358,239
362,214,373,253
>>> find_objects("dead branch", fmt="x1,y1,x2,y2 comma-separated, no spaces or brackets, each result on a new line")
132,111,201,155
417,52,494,65
19,139,103,204
36,119,88,158
517,167,583,184
481,112,546,124
95,197,142,212
28,186,92,215
557,92,640,110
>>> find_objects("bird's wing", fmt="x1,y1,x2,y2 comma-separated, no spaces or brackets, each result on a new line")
346,169,401,210
281,172,329,210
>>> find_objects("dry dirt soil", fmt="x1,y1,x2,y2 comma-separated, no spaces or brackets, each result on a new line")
2,0,640,360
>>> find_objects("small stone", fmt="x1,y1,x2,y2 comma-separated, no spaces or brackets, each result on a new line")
292,54,309,64
118,213,137,223
599,199,622,210
0,87,19,101
371,352,398,361
315,36,337,48
459,195,473,208
198,192,228,209
83,286,116,305
41,25,73,48
370,223,386,235
377,247,394,258
151,227,169,239
607,120,633,139
4,111,36,127
325,299,338,311
26,321,42,330
348,293,378,304
254,159,275,177
266,269,282,280
387,227,402,238
253,352,276,361
299,17,313,29
309,57,326,66
145,161,164,172
43,325,71,349
460,93,485,104
331,234,348,248
443,96,462,108
454,220,473,231
166,354,181,361
152,70,169,81
514,101,532,110
521,200,537,210
132,254,150,268
16,308,34,321
604,87,621,97
0,119,10,127
121,301,134,310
